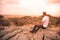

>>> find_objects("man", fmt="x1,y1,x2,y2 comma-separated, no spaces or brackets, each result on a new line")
30,12,49,33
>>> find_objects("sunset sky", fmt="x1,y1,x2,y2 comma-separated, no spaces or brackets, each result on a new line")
0,0,60,17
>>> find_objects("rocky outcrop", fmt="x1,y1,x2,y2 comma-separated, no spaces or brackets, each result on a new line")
0,26,60,40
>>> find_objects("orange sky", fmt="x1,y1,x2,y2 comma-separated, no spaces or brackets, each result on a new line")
0,0,60,17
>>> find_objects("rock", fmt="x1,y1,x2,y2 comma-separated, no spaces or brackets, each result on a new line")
0,26,60,40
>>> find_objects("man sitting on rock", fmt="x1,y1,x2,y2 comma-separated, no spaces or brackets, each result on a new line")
30,12,50,33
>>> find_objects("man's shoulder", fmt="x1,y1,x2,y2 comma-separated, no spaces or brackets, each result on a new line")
43,16,49,19
45,16,49,18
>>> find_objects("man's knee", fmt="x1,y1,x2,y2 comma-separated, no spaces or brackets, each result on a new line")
34,25,38,27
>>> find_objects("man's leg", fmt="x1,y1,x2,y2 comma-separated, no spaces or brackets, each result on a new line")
34,25,43,33
30,25,38,33
34,26,40,33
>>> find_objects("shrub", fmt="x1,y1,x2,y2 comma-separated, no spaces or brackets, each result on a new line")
56,19,60,26
0,15,11,26
11,18,25,26
0,20,11,26
0,15,4,19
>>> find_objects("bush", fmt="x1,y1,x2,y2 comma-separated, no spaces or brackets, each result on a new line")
0,15,11,26
0,15,4,19
10,16,42,26
0,20,11,26
56,19,60,26
11,18,25,26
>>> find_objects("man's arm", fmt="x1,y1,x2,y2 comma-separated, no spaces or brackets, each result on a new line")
40,20,44,25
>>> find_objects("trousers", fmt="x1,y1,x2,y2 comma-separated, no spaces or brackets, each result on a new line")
31,25,47,33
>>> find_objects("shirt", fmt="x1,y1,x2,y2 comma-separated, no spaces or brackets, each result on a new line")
42,16,49,27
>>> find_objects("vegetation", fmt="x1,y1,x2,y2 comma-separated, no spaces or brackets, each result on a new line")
10,18,25,26
0,15,4,19
0,20,11,26
0,15,11,26
0,15,60,27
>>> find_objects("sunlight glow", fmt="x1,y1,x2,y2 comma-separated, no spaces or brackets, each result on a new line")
1,0,59,16
19,0,47,15
45,5,58,14
18,0,58,15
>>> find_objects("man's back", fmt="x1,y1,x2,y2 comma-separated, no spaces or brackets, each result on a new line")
42,16,49,27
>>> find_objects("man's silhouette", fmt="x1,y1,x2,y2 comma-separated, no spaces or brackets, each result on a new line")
30,12,49,33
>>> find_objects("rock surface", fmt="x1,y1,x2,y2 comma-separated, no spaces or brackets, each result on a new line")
0,25,60,40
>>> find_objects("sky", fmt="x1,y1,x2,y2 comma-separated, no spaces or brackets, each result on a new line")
0,0,60,17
